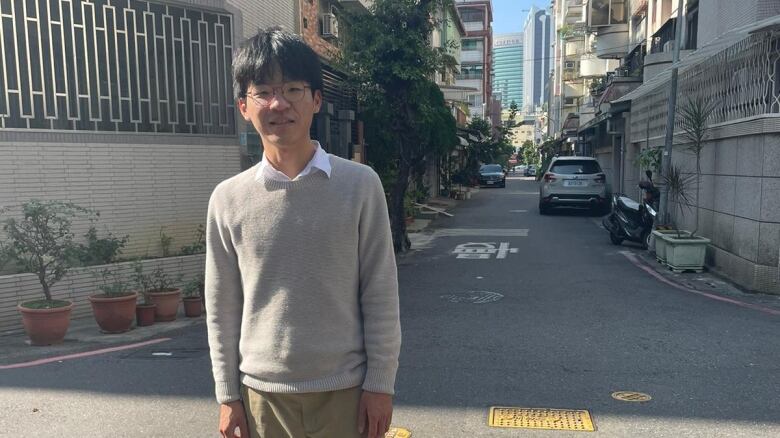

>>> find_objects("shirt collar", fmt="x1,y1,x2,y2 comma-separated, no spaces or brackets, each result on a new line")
255,141,332,182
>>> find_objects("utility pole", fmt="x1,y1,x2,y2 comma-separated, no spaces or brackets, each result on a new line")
658,0,686,224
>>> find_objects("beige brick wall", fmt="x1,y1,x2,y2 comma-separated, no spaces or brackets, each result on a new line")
0,140,240,259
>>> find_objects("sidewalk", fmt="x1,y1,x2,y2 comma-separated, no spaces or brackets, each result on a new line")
623,248,780,315
406,196,460,248
0,311,204,367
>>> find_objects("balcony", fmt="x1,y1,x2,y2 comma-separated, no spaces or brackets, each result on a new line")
650,18,676,54
580,57,619,78
461,50,483,63
565,40,584,58
565,0,584,24
593,24,629,59
464,21,485,32
339,0,373,13
564,82,584,98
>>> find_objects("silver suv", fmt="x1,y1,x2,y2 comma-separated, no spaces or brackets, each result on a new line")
538,156,609,214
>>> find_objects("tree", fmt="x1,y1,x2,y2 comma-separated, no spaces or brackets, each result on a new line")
677,96,715,237
339,0,458,252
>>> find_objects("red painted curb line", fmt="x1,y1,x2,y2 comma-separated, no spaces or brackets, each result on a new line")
0,337,172,370
620,251,780,317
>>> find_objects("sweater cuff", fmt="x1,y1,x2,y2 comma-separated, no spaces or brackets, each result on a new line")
215,380,242,404
362,367,397,395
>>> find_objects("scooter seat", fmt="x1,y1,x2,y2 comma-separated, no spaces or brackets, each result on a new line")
617,196,640,212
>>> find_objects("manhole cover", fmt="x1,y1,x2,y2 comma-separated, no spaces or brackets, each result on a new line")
385,427,411,438
488,407,595,431
440,291,504,304
611,391,652,402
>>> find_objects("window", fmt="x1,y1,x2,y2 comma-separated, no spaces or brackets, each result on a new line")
0,0,235,134
685,1,699,50
550,160,602,175
589,0,627,27
461,39,483,51
459,9,484,23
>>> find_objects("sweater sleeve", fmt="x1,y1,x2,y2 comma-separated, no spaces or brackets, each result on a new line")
358,171,402,395
205,187,244,404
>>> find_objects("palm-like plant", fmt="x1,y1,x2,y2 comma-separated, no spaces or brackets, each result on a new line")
677,96,716,238
662,165,697,239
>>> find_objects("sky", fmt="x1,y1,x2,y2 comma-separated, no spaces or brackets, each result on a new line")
491,0,548,35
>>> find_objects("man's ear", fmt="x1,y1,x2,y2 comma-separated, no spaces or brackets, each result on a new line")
313,90,323,113
237,97,251,121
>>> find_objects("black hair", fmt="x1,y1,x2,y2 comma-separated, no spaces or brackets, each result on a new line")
232,27,323,100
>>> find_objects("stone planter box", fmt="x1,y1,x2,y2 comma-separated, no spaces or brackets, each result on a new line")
658,232,710,273
652,229,686,265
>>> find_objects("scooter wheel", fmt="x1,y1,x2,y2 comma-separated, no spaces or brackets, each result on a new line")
610,232,624,245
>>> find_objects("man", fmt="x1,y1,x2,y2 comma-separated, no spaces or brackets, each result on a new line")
205,28,401,438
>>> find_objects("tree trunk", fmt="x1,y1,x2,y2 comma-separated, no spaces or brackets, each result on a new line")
692,153,701,238
390,158,411,253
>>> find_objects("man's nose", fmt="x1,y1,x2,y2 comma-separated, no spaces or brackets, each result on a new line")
268,94,291,110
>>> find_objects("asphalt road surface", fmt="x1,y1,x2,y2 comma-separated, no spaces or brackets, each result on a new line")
1,176,778,437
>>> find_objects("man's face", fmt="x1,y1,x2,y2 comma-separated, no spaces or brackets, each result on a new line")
238,72,322,149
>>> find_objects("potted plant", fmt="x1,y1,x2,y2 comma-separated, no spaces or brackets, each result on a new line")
136,292,157,327
182,271,204,317
132,261,182,322
0,200,93,345
88,267,138,333
654,97,715,272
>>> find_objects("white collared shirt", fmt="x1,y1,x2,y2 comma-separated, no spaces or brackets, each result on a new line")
255,141,332,182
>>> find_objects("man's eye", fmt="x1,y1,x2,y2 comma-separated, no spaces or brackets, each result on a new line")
256,91,272,98
286,87,304,93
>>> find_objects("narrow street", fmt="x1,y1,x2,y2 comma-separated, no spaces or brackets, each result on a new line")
1,176,778,437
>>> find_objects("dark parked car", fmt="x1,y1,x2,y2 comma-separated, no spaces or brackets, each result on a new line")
478,164,506,188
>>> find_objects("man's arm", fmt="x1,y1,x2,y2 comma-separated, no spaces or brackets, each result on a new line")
205,189,245,404
357,170,402,393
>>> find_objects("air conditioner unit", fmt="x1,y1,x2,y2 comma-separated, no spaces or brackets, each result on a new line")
321,13,338,38
564,61,576,70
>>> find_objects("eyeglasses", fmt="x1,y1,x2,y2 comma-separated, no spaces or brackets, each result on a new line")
245,82,311,106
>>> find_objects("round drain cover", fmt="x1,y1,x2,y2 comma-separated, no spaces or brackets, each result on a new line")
440,291,504,304
611,391,652,402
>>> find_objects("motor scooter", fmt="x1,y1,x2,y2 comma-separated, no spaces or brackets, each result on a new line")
602,171,659,248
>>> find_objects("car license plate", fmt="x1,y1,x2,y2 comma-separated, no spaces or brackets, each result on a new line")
564,180,586,187
487,181,495,184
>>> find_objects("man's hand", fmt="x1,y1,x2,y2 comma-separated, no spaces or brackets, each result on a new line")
358,391,393,438
219,400,249,438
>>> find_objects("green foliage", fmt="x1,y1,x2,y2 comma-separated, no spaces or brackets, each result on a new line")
0,200,93,302
179,224,206,255
339,0,459,252
661,165,696,238
159,227,174,257
635,147,663,173
93,267,134,298
676,96,715,237
70,225,129,266
182,271,205,298
131,260,183,304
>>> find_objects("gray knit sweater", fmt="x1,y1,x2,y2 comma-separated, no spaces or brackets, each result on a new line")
205,155,401,404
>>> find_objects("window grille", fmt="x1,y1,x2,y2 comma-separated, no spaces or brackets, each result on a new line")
0,0,235,135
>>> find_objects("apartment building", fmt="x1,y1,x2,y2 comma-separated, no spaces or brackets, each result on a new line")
455,0,496,124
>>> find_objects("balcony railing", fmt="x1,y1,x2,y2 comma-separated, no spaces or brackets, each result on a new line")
630,30,780,142
650,18,676,54
455,74,484,80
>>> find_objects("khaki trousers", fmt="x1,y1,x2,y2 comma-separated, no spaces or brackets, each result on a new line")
241,385,363,438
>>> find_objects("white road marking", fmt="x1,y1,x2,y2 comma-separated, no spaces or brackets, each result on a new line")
452,242,520,259
436,228,529,237
509,210,528,213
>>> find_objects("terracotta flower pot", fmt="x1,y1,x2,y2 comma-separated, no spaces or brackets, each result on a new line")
183,297,203,317
148,288,181,322
18,301,73,346
136,304,157,327
89,293,138,334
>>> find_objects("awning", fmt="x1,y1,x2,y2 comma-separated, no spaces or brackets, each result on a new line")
578,112,609,133
596,79,642,108
615,15,780,103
